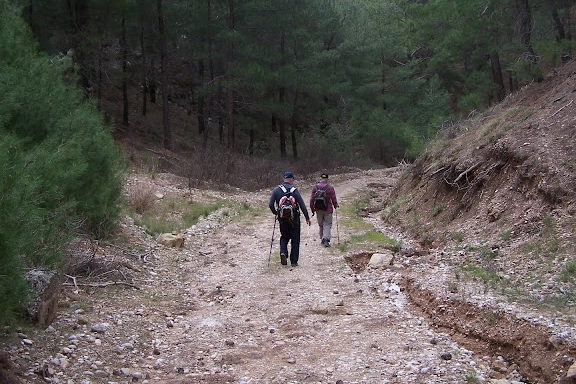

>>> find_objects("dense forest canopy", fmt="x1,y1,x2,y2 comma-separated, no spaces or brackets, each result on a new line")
10,0,575,165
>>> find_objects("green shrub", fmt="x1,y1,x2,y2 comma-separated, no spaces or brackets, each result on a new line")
451,231,464,242
0,0,124,323
560,261,576,282
461,265,499,284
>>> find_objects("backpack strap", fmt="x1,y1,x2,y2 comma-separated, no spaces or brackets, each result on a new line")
278,185,299,212
279,185,296,194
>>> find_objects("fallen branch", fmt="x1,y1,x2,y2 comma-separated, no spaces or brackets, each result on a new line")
65,275,79,290
453,162,481,184
476,161,505,178
423,163,436,174
119,261,142,273
63,281,141,290
429,166,448,178
101,241,153,263
145,147,181,162
550,99,573,118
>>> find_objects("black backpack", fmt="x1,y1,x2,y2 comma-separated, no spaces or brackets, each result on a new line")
278,185,298,223
313,184,328,210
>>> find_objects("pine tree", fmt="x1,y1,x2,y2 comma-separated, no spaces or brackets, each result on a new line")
0,0,124,323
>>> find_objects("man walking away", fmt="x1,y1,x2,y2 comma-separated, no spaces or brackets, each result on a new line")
310,173,339,247
269,171,311,267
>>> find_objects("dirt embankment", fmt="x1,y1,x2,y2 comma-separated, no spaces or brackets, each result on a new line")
374,60,576,383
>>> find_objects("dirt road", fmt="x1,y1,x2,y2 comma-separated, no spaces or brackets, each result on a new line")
5,169,507,383
125,169,490,383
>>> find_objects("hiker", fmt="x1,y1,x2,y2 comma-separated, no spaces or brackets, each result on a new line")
310,172,339,247
269,171,311,267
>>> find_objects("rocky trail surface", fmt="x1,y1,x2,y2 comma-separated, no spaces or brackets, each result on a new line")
2,168,575,384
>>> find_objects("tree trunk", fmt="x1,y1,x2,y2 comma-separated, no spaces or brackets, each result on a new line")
227,87,234,149
25,0,33,25
515,0,542,81
207,0,220,144
226,0,235,150
507,69,518,93
279,88,287,158
140,19,147,116
552,8,566,42
218,114,224,145
158,0,171,150
381,64,387,110
552,7,571,64
290,92,299,159
67,0,91,92
279,32,287,158
489,52,505,102
515,0,536,58
150,57,157,103
97,44,103,111
121,13,129,126
198,58,206,135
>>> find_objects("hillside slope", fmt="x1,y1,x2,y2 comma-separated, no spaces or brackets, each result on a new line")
387,58,576,297
372,59,576,373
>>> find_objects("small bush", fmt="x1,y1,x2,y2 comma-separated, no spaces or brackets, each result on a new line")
464,371,480,383
432,204,444,216
461,265,500,285
127,183,157,214
560,261,576,282
451,231,464,242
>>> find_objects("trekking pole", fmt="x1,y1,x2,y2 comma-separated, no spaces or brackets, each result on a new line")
268,217,277,267
335,208,340,245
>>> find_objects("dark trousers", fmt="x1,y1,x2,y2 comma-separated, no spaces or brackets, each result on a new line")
279,217,301,265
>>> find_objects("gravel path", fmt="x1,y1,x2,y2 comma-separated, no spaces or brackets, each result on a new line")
6,169,495,384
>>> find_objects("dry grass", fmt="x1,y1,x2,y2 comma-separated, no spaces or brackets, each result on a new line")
126,182,156,214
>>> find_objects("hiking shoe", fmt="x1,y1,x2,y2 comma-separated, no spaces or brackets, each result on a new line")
324,240,331,248
291,263,298,267
280,253,287,265
321,238,327,246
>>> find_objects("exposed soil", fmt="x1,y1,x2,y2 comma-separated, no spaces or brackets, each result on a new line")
3,60,576,384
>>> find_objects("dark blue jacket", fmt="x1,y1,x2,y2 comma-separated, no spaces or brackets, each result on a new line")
269,182,311,221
